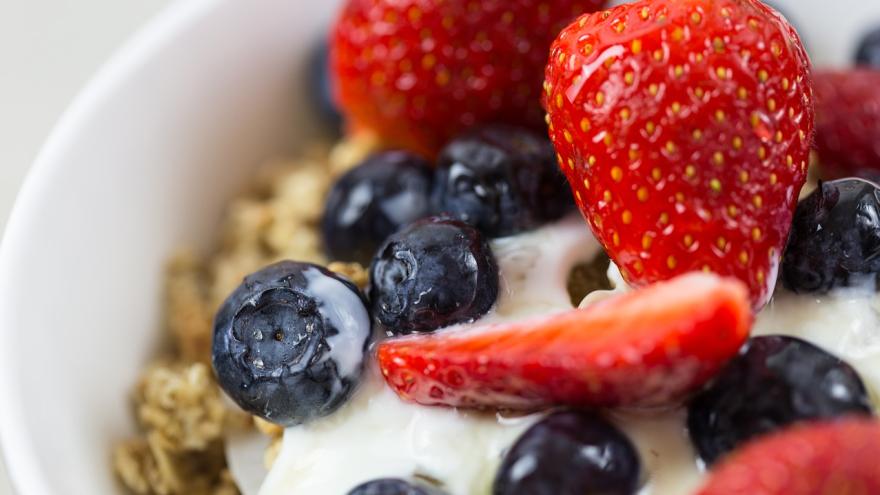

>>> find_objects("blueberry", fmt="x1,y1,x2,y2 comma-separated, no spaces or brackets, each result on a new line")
347,479,446,495
369,217,498,335
309,39,342,131
687,335,872,466
493,411,641,495
212,261,371,426
432,125,574,238
782,179,880,293
856,27,880,68
322,151,434,265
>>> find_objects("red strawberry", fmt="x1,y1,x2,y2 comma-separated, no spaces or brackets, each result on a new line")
378,272,751,410
543,0,814,309
814,69,880,180
698,418,880,495
330,0,606,156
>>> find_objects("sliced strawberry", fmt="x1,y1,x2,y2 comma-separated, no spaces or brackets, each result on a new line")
330,0,606,156
377,273,751,410
542,0,814,309
814,69,880,180
698,418,880,495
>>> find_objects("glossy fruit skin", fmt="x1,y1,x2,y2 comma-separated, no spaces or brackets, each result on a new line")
782,179,880,293
378,273,751,410
212,261,371,426
330,0,606,156
347,479,447,495
855,26,880,68
322,151,434,265
814,70,880,179
543,0,814,309
493,411,641,495
369,217,498,335
687,335,872,466
432,125,574,238
697,418,880,495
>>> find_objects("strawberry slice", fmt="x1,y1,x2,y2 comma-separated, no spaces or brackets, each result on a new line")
814,69,880,180
330,0,606,156
377,273,751,410
698,418,880,495
542,0,814,309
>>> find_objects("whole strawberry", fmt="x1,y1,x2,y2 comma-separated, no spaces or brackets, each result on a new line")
814,69,880,180
543,0,814,309
698,418,880,495
331,0,606,156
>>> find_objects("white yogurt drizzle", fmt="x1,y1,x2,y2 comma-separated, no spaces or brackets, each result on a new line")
303,267,371,381
226,216,880,495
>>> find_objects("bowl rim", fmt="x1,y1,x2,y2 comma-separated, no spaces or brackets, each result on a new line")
0,0,226,492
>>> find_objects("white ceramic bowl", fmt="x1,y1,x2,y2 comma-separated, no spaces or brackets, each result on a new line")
1,0,879,493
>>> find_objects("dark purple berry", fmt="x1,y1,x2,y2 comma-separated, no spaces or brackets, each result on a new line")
856,26,880,68
347,478,446,495
432,125,574,238
493,411,641,495
782,179,880,293
687,335,872,466
310,39,342,131
322,151,434,265
212,261,371,426
369,217,498,335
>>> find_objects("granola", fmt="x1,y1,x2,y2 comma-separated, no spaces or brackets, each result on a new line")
113,135,375,494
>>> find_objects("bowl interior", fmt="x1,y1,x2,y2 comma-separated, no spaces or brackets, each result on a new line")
0,0,340,492
1,0,880,494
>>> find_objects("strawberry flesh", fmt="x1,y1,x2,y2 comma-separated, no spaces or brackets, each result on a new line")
698,418,880,495
814,69,880,180
378,273,752,410
330,0,606,156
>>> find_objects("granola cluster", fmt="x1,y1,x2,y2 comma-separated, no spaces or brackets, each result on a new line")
113,135,375,494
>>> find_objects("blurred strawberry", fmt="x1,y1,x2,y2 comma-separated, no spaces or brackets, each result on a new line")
814,69,880,180
543,0,814,309
330,0,606,156
698,418,880,495
378,273,752,410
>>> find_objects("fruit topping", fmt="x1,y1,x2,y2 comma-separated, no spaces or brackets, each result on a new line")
697,418,880,495
543,0,814,309
369,217,498,335
493,411,641,495
212,261,371,425
856,26,880,68
687,335,873,466
813,69,880,180
432,125,574,238
347,478,447,495
330,0,607,155
782,178,880,293
378,272,751,409
322,151,434,264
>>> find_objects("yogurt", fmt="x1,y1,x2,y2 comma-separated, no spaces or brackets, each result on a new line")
228,216,880,495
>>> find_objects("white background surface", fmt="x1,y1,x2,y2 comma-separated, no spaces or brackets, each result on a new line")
0,1,174,492
0,0,172,234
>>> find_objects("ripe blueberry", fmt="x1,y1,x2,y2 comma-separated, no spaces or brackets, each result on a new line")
688,335,872,465
322,151,434,265
369,217,498,334
432,125,573,238
212,261,371,425
493,411,641,495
